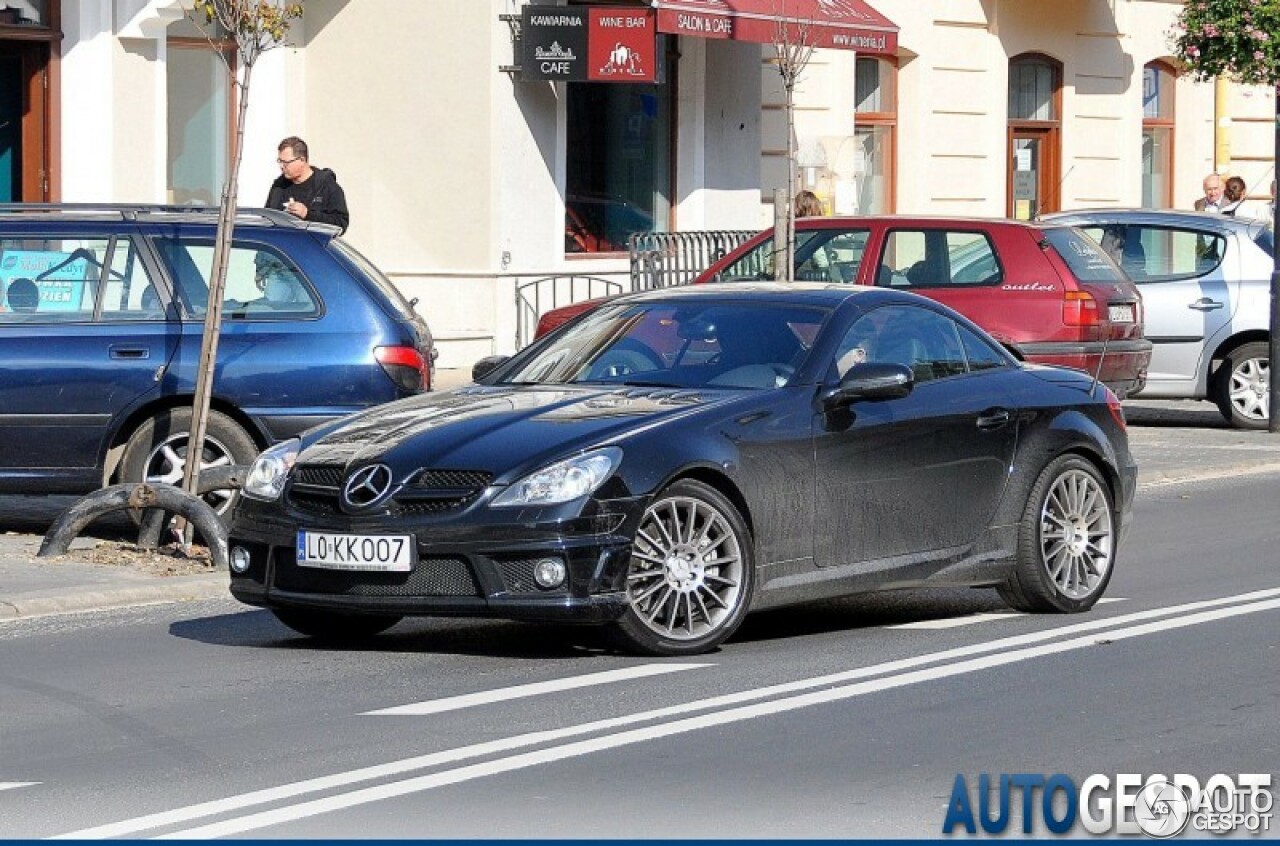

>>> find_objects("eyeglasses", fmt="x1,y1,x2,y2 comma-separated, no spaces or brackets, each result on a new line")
276,156,302,167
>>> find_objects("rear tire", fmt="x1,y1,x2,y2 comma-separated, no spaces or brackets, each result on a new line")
1000,455,1115,613
119,408,258,518
271,608,403,641
1213,341,1270,430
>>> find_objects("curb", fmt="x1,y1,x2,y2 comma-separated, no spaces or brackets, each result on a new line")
0,573,227,622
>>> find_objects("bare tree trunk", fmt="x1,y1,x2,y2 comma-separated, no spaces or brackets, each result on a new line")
181,64,254,505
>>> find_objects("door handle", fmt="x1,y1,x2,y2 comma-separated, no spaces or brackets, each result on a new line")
976,408,1012,430
1188,298,1225,312
109,346,150,360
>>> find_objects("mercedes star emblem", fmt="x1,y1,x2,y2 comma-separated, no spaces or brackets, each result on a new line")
342,464,394,510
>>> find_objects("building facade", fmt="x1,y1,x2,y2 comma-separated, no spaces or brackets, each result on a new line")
18,0,1278,366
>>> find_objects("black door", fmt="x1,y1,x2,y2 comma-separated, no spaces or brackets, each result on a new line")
813,305,1018,568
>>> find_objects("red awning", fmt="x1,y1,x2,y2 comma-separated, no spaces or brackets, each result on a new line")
651,0,898,54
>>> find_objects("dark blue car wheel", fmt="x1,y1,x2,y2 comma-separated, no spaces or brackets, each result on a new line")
614,479,755,656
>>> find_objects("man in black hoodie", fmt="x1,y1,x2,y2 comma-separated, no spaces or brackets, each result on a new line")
266,136,350,233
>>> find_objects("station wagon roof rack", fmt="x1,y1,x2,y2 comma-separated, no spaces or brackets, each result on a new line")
0,203,338,232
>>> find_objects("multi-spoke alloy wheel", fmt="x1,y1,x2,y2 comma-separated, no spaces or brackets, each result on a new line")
1038,469,1113,600
614,480,754,655
1216,341,1270,430
1000,455,1116,613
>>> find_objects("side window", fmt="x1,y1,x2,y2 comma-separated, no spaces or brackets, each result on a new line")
836,305,966,383
957,322,1009,372
947,232,1003,285
0,237,106,321
156,239,318,317
101,238,165,320
877,230,926,287
1121,226,1223,282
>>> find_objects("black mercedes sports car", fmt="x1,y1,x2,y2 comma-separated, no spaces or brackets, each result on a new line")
228,283,1137,656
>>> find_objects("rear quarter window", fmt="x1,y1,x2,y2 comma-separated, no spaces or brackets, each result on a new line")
1041,227,1128,283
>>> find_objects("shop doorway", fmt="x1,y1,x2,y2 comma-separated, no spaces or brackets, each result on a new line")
0,41,50,203
1008,128,1058,221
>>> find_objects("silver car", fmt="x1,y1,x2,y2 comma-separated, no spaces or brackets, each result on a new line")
1044,210,1272,429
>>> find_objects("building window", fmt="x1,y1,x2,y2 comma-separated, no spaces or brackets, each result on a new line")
1007,54,1062,220
853,56,896,215
1142,61,1176,208
166,21,235,206
0,0,49,27
564,41,675,254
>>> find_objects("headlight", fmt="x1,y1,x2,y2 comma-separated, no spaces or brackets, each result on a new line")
242,438,301,502
491,448,621,508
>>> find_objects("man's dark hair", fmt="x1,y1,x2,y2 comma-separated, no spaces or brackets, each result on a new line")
278,136,309,161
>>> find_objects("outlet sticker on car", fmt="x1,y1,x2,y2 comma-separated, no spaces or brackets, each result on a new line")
296,531,415,571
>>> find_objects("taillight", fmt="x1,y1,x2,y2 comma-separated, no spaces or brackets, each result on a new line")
375,345,429,392
1063,290,1100,327
1104,386,1127,431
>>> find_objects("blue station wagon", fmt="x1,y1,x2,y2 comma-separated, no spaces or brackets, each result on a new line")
0,205,435,512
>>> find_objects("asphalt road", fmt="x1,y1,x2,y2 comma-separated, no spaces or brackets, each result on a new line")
0,410,1276,838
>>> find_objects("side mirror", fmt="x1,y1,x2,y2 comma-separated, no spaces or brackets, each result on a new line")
823,362,914,408
471,355,510,382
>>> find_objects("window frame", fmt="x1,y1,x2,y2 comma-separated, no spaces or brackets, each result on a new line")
166,35,238,207
1007,53,1063,219
853,56,898,215
1142,61,1177,209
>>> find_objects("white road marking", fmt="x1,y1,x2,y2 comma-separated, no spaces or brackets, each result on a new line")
158,596,1280,839
0,782,39,792
362,663,712,717
57,586,1280,841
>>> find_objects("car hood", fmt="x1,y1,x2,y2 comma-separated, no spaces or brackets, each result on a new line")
297,384,738,480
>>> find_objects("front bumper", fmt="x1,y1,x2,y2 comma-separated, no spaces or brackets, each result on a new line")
227,495,645,624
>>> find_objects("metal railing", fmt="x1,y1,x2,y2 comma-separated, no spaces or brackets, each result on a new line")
628,230,757,291
514,274,625,349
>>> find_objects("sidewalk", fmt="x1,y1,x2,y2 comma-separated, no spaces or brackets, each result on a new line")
1,392,1276,623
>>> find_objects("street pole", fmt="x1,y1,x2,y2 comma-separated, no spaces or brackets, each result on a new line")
1271,84,1280,433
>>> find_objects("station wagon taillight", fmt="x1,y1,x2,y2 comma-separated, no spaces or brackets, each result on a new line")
1062,290,1100,327
375,345,430,392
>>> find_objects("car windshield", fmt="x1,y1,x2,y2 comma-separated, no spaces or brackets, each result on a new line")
713,228,870,284
499,300,829,390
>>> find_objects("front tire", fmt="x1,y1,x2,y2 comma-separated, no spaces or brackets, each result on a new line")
1213,341,1270,430
271,608,403,641
613,480,755,656
1000,455,1115,613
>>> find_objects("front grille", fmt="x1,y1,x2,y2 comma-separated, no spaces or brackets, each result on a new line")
413,470,493,491
286,465,491,517
272,550,481,597
295,465,344,488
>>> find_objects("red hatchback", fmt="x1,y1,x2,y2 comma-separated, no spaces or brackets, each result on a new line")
536,216,1152,396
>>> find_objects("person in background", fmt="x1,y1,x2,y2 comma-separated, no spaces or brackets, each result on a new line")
266,136,350,234
1194,172,1224,213
1221,176,1249,217
794,190,824,218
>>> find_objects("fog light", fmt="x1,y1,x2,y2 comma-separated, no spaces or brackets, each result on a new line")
230,546,252,574
532,557,567,589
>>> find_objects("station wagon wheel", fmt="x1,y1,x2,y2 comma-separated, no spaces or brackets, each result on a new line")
119,408,259,517
613,479,755,656
1214,341,1270,430
1000,455,1115,613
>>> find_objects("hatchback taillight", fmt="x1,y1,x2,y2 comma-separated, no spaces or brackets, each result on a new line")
1062,290,1100,327
375,345,429,392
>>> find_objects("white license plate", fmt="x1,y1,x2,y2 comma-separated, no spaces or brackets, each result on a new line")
296,531,415,572
1108,304,1135,323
